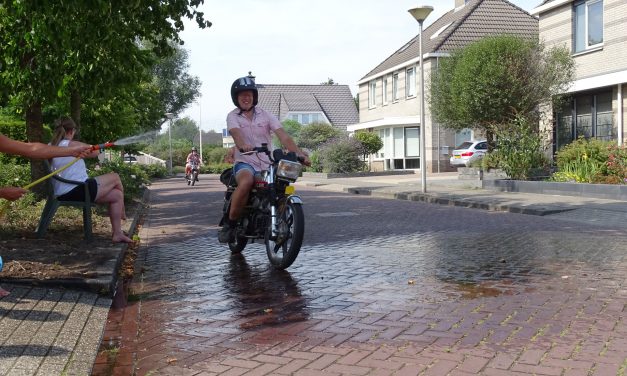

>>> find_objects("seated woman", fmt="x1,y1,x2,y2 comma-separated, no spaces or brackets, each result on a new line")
49,116,132,243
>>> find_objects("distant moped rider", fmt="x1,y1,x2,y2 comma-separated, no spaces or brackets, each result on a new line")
219,76,310,243
185,146,201,180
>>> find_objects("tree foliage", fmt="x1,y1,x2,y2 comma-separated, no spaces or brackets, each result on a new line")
297,122,343,151
318,137,365,173
429,35,574,134
0,1,210,186
491,114,549,180
354,131,383,160
171,116,200,144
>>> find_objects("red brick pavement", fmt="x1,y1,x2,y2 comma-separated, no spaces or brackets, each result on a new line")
92,176,627,375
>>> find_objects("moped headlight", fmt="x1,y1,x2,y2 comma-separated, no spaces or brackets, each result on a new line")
276,160,302,181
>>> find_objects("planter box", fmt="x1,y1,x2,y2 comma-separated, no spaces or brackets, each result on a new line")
458,167,507,181
483,179,627,201
303,170,415,179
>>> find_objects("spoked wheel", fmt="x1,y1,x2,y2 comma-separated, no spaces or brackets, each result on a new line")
265,201,304,269
191,171,198,186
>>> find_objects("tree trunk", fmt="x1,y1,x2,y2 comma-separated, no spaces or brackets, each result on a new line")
25,101,47,198
70,90,81,129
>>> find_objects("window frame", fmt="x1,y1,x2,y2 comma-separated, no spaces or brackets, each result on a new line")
369,80,377,109
382,76,388,105
405,66,416,98
573,0,604,54
392,73,400,102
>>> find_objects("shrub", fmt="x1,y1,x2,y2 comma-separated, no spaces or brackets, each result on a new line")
307,151,323,172
200,163,232,174
90,159,150,202
205,147,230,164
605,144,627,184
491,115,549,180
297,122,343,150
552,138,616,183
141,164,168,179
0,162,30,187
318,137,365,173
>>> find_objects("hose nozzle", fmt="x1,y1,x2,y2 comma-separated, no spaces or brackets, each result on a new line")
91,142,115,152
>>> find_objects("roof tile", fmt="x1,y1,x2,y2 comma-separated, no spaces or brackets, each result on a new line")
257,84,358,130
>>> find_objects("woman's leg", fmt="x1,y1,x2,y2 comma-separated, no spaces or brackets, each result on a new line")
94,174,132,243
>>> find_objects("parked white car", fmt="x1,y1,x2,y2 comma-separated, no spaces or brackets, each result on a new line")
449,140,488,167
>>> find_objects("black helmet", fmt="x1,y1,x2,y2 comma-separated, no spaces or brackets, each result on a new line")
230,76,258,109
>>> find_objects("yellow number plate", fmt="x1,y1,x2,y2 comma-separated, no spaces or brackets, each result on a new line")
285,185,295,195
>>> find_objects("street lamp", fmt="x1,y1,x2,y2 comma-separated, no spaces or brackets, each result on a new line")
408,6,433,193
165,112,174,175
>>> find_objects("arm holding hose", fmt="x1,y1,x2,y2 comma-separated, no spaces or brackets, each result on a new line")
0,134,91,159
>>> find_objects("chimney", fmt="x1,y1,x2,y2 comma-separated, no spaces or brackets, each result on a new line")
455,0,467,8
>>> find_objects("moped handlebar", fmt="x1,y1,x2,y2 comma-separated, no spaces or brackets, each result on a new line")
239,143,306,164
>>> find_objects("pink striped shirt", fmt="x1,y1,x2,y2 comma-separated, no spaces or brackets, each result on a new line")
226,107,282,171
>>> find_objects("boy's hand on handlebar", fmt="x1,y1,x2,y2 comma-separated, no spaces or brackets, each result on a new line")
238,144,254,153
298,154,311,167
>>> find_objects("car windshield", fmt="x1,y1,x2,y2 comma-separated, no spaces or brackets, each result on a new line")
455,142,473,150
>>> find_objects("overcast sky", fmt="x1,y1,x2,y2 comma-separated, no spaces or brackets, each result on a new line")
178,0,541,132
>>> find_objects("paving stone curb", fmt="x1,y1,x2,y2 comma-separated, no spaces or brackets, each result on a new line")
345,187,576,216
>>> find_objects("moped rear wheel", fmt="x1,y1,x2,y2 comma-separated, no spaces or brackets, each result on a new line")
265,201,304,269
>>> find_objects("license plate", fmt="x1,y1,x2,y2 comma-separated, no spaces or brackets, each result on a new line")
285,185,295,195
454,155,461,159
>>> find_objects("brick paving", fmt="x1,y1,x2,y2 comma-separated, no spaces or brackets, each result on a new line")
93,176,627,375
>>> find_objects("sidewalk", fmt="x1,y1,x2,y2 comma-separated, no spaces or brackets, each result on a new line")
295,171,627,226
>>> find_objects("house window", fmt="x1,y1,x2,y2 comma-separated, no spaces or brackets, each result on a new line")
406,67,416,98
392,73,399,101
377,129,385,158
405,127,419,157
369,81,377,108
454,129,473,148
382,76,388,105
288,112,327,125
574,0,603,53
555,91,614,150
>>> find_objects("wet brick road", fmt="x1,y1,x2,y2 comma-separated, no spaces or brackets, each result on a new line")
93,176,627,375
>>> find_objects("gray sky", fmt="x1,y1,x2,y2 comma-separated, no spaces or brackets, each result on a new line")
178,0,541,132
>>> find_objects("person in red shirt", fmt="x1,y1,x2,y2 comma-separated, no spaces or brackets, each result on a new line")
185,146,201,180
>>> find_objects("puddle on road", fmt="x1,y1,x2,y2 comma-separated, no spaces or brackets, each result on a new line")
440,279,533,299
222,254,310,329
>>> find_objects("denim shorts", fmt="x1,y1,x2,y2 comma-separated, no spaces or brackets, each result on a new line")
233,162,256,177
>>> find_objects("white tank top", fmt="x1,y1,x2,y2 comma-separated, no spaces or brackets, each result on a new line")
50,139,89,196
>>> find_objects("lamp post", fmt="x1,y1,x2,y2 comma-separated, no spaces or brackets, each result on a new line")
165,112,174,175
408,6,433,193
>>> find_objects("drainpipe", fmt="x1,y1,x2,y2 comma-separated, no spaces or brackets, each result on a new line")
619,83,624,146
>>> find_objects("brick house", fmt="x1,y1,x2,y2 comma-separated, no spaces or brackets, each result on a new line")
531,0,626,152
348,0,537,172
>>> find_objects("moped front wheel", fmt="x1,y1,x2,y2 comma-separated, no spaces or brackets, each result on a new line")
265,201,304,269
191,171,198,186
228,235,248,254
